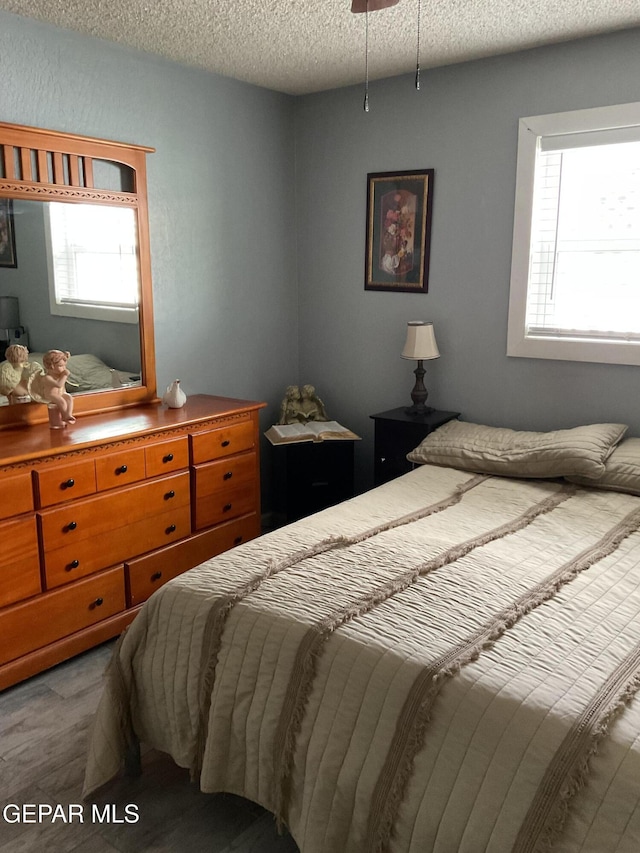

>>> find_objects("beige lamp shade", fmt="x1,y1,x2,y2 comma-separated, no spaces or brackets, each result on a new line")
401,321,439,360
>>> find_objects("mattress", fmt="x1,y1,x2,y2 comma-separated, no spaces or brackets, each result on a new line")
84,464,640,852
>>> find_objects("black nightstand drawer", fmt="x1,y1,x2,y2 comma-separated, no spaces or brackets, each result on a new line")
272,441,355,523
371,407,460,485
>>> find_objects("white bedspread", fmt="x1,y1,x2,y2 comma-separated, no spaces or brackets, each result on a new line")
84,464,640,852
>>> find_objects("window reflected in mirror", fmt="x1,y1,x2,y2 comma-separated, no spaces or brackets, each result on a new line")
0,198,143,407
45,203,140,324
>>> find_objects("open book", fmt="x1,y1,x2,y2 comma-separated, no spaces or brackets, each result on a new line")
265,420,360,446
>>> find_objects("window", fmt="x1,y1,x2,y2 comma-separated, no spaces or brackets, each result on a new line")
45,202,140,324
507,102,640,365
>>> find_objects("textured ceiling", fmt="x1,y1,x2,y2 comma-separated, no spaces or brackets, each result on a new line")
1,0,640,95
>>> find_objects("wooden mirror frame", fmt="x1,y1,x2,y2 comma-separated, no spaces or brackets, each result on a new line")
0,121,157,428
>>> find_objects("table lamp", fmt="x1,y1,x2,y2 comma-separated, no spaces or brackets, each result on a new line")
401,320,439,415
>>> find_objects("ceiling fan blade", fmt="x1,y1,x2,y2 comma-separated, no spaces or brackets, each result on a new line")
351,0,401,12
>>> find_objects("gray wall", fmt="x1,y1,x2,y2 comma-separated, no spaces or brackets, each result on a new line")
294,29,640,488
0,9,297,409
2,9,640,498
0,9,298,503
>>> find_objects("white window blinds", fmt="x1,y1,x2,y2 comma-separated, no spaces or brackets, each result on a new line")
508,103,640,365
46,202,140,324
526,139,640,343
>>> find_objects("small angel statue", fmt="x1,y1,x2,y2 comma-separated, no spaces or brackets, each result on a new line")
299,384,329,422
0,344,31,402
29,349,76,424
0,344,42,404
277,385,303,424
277,384,329,424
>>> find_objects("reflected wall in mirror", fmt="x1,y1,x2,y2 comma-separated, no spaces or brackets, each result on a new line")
0,199,143,405
0,121,157,428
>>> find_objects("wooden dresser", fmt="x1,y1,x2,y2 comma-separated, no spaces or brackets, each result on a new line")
0,394,266,690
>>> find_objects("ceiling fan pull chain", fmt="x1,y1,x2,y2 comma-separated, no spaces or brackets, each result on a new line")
364,0,370,111
415,0,422,90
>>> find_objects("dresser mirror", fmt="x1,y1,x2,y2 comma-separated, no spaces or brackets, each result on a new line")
0,122,157,428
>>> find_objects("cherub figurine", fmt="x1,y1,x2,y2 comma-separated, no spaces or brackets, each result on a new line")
0,344,37,403
299,384,329,422
278,385,303,425
277,384,330,424
29,349,76,424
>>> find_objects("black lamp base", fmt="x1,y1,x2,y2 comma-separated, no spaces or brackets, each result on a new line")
404,403,434,416
405,359,432,416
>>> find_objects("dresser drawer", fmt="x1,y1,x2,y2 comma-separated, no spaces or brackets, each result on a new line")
190,418,255,464
126,513,260,606
192,452,257,532
145,437,189,477
38,471,191,551
195,512,260,555
0,470,33,520
193,451,257,494
0,516,41,608
193,482,257,531
0,566,125,666
95,446,146,491
34,459,97,508
43,506,192,588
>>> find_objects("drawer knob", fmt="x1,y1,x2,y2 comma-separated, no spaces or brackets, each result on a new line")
234,536,243,545
221,439,230,447
92,597,104,608
223,503,232,512
116,464,128,474
166,523,177,534
223,471,233,480
165,489,176,500
163,453,174,463
66,521,77,531
66,559,80,571
63,478,75,489
151,571,162,581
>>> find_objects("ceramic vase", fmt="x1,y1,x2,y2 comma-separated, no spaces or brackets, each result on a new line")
163,379,187,408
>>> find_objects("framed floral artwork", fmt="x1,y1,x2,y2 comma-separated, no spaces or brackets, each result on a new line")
0,198,17,268
364,169,434,293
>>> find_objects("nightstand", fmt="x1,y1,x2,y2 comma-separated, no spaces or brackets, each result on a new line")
271,440,356,524
370,407,460,485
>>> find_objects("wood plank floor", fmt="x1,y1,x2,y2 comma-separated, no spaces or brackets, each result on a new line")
0,642,300,852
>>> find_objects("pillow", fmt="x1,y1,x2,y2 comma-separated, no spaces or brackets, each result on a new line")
65,353,116,392
29,352,125,392
566,437,640,495
406,420,628,480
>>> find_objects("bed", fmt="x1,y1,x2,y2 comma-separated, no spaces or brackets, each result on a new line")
84,421,640,852
28,351,141,392
0,351,140,405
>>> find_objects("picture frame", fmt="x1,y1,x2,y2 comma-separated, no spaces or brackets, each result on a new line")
0,198,17,268
365,169,434,293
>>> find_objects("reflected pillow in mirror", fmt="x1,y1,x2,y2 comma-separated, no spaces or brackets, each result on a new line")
29,352,138,393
